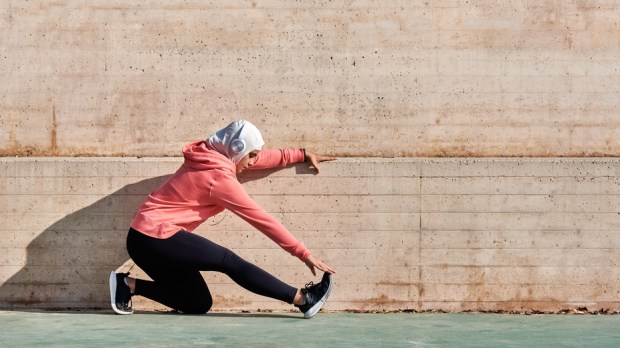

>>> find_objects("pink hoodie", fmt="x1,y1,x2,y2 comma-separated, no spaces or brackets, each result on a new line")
130,140,311,261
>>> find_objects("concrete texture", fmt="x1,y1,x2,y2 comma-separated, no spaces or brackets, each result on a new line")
1,157,620,313
1,311,620,347
1,1,620,157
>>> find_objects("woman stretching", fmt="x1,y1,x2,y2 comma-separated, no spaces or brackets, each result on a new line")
109,119,335,318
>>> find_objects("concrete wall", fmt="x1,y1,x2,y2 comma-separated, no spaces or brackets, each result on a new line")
1,1,620,157
2,1,620,312
2,157,619,313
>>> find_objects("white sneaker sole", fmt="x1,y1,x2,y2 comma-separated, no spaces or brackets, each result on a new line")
304,275,333,319
109,271,133,315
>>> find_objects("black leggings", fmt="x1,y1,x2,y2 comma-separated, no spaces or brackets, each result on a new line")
126,228,298,314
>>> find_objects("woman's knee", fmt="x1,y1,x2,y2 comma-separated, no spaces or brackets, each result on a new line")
181,296,213,314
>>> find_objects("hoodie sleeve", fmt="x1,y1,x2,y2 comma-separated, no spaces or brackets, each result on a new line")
209,170,312,261
250,149,305,170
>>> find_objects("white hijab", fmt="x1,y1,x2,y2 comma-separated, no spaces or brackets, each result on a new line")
207,120,265,164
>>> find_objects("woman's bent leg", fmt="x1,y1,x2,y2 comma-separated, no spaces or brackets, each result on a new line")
134,267,212,314
127,229,212,314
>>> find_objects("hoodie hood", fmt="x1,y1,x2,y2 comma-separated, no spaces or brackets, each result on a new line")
182,140,235,172
207,120,265,164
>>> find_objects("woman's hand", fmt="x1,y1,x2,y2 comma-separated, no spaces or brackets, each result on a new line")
305,151,336,173
304,255,336,276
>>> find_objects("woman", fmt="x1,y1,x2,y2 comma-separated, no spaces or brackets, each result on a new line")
109,119,335,319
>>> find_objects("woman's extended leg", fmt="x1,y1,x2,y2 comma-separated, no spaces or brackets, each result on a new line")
126,228,298,312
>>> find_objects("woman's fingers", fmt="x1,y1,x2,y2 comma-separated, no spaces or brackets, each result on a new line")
305,258,317,276
318,263,335,274
306,152,337,173
317,154,337,162
304,255,336,275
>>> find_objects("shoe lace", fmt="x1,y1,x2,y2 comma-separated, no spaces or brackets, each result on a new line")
304,281,315,290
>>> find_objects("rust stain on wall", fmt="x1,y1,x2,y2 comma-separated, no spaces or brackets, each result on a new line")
51,105,58,155
357,294,395,311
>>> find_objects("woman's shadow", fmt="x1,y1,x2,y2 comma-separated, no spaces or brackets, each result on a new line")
0,163,312,311
0,175,171,310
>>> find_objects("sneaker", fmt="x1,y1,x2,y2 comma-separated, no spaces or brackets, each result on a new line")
295,272,333,319
109,271,133,315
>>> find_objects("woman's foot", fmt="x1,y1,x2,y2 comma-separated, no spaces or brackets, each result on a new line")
295,273,333,319
109,271,134,315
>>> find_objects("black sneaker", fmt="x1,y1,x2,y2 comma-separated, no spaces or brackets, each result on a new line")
109,271,133,315
295,273,333,319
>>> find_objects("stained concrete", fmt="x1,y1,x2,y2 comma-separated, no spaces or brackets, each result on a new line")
3,158,620,313
2,1,620,157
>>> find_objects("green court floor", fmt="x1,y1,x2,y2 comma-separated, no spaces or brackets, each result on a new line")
1,310,619,347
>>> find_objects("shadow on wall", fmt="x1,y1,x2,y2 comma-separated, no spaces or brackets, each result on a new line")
0,175,171,310
0,163,309,310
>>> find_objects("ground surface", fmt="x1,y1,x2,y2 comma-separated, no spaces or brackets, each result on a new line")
2,310,619,347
